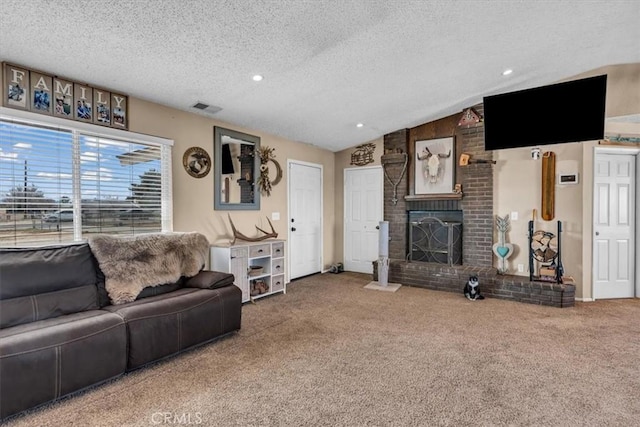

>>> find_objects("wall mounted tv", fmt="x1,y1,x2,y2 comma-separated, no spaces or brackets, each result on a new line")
483,75,607,151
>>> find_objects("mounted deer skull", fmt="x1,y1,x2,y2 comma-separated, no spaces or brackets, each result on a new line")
417,147,451,183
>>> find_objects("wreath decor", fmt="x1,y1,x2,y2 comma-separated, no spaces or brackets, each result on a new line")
257,146,282,196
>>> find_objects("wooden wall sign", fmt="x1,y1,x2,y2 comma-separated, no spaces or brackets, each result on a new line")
3,62,128,130
350,143,376,166
457,108,482,126
541,151,556,220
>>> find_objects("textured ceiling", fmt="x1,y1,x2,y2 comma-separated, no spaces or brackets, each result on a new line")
1,1,639,152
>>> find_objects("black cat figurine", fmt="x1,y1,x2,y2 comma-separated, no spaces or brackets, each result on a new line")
464,275,485,301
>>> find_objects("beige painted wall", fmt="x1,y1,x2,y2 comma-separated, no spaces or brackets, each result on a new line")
493,142,585,286
127,98,337,270
333,138,384,264
565,63,640,118
494,63,640,300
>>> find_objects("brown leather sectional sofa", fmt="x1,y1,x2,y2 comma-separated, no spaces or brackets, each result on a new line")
0,241,241,420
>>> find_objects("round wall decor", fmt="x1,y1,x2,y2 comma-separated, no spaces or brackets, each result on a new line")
183,147,211,178
257,146,282,196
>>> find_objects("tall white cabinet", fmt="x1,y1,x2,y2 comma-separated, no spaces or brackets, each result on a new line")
210,240,286,303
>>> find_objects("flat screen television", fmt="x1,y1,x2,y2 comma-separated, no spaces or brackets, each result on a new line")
483,75,607,151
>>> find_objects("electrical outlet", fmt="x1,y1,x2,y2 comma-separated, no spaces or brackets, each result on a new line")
517,264,524,273
511,211,518,221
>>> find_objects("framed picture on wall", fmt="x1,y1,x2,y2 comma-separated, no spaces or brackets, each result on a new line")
414,136,455,195
30,71,53,115
93,89,111,126
53,77,74,118
110,92,128,130
73,83,93,122
3,63,30,110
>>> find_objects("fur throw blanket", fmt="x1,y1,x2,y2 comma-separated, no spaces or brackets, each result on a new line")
88,232,210,305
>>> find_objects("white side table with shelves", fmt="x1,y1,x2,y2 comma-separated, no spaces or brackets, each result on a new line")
210,239,286,303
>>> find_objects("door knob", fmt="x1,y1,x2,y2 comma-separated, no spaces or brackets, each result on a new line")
291,227,297,232
595,231,599,236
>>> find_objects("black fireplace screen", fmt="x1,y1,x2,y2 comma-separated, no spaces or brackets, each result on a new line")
409,212,462,265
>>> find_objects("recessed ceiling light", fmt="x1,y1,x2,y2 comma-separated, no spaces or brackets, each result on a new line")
252,75,263,82
502,69,513,76
356,123,364,128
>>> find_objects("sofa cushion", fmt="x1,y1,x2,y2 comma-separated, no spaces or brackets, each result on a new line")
136,280,183,300
185,270,234,290
0,310,127,419
104,286,241,369
0,285,98,329
0,243,98,300
0,244,100,327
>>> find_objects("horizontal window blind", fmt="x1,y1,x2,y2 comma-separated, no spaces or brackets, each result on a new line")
79,135,163,237
0,121,74,246
0,116,172,247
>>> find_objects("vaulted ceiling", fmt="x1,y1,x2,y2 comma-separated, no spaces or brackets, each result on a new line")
1,1,638,151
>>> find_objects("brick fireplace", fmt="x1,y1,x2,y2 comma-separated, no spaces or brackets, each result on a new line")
375,105,575,307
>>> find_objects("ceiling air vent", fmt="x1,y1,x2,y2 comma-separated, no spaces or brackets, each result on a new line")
191,102,222,114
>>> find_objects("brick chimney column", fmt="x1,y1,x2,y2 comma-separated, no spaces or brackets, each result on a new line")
382,129,409,260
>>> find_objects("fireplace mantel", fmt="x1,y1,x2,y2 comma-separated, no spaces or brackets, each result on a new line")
405,193,462,201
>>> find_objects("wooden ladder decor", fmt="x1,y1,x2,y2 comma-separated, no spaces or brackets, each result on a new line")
541,151,556,220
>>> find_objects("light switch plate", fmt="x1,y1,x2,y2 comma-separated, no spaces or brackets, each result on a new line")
271,212,280,221
510,211,518,221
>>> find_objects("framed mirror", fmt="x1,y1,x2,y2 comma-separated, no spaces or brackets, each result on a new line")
214,126,260,210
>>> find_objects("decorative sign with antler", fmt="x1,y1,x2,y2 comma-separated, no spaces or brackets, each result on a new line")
459,153,496,166
415,137,455,195
228,214,278,245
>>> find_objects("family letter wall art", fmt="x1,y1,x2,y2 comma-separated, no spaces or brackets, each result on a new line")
2,62,128,130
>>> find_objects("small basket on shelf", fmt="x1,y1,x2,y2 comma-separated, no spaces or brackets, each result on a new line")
248,265,264,277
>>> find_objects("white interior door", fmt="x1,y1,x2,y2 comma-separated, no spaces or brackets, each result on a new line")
288,161,322,280
344,167,383,273
593,153,636,299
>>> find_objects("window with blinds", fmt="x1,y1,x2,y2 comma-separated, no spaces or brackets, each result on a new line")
0,116,172,247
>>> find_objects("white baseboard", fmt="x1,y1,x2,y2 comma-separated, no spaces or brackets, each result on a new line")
575,297,594,302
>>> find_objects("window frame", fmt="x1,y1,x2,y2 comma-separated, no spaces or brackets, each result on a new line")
0,106,173,246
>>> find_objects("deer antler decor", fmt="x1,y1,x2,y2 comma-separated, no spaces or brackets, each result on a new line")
228,214,278,244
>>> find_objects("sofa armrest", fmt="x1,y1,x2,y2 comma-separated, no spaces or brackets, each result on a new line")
185,270,235,290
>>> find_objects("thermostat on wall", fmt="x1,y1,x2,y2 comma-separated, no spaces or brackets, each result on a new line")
558,173,579,185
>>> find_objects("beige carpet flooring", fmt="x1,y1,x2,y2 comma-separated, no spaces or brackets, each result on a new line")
4,272,640,426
